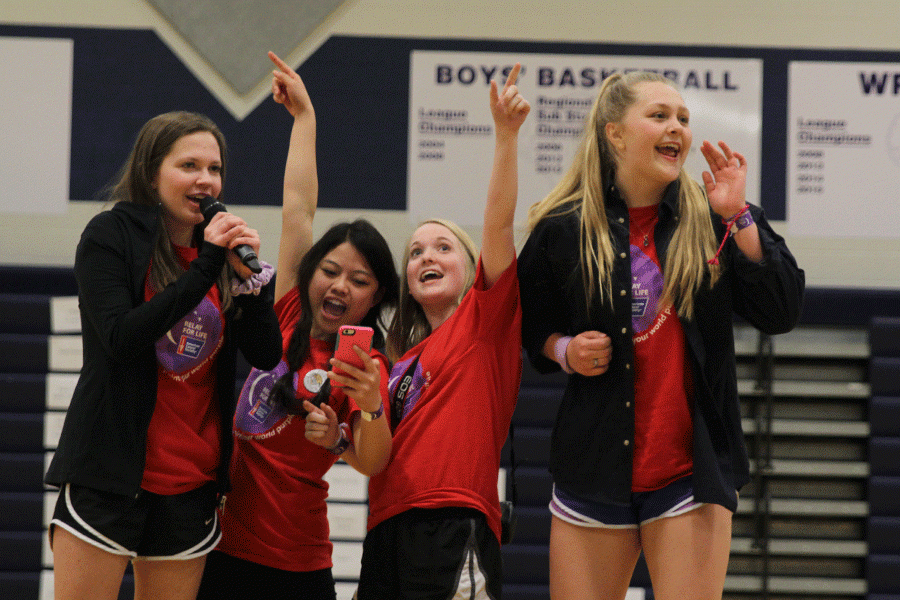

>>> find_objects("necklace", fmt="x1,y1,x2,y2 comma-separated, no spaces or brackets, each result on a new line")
632,219,656,247
628,205,660,248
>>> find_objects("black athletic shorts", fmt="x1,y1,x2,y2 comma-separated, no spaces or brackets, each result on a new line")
356,507,502,600
197,550,337,600
50,482,220,560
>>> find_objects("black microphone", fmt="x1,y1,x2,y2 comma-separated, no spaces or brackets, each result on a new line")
199,196,263,273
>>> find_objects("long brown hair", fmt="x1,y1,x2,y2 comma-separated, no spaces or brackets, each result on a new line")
108,111,235,312
526,72,720,319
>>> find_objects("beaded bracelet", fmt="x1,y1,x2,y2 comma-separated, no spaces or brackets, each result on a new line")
708,205,751,265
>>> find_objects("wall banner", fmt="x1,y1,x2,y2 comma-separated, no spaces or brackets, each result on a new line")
408,51,763,227
788,61,900,238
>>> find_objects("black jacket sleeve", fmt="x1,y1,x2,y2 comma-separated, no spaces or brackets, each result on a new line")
722,205,805,335
230,282,282,371
518,214,577,374
75,211,226,363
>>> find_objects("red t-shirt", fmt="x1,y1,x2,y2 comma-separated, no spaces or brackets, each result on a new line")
367,259,522,543
629,205,694,492
216,286,390,571
142,244,224,495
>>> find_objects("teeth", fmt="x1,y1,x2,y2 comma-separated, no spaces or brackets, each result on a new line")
323,299,347,317
658,144,679,157
420,270,442,282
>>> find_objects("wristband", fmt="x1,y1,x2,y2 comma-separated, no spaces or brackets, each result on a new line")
361,404,384,422
328,422,352,455
554,336,574,374
708,204,751,265
734,210,755,231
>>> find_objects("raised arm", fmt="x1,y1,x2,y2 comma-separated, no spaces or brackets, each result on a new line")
269,51,318,303
482,63,530,287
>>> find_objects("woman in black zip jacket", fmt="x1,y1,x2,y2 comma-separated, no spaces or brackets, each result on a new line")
45,111,282,600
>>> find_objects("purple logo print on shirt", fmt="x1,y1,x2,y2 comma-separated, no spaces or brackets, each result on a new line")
234,360,294,435
630,244,664,334
388,355,428,420
155,296,223,374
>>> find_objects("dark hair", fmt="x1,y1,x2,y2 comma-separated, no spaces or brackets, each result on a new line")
107,111,235,310
270,219,399,413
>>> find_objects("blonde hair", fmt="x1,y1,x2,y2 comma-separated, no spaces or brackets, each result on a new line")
526,71,720,319
387,219,478,362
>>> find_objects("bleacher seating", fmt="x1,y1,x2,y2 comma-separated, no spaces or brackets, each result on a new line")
868,317,900,600
0,266,81,599
3,264,900,600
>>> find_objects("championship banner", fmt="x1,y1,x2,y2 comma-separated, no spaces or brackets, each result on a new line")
0,37,72,215
408,51,763,227
788,61,900,238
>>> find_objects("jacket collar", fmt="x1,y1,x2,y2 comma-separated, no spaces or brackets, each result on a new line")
606,179,681,219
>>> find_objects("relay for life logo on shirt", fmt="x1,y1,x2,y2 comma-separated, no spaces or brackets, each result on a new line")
630,245,664,334
155,297,223,374
234,361,295,436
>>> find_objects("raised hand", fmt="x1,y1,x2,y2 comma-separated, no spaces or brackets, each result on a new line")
269,50,318,303
490,63,530,137
700,140,747,219
269,51,313,120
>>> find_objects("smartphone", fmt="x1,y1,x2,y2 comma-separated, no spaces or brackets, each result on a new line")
334,325,374,371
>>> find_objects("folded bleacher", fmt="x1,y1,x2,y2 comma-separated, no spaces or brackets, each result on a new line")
868,316,900,600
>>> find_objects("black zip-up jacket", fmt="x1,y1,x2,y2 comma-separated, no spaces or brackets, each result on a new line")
45,201,282,497
517,183,804,511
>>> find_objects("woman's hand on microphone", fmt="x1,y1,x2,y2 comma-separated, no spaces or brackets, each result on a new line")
204,212,261,279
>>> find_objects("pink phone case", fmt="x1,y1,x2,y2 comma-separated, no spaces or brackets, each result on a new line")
334,325,374,370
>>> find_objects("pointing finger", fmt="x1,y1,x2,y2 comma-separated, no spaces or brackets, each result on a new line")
321,402,337,419
302,399,321,413
268,50,294,75
504,63,522,91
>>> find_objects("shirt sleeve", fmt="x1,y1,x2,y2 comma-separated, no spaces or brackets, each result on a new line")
232,281,282,371
75,211,226,362
468,257,521,343
517,216,573,373
722,204,805,335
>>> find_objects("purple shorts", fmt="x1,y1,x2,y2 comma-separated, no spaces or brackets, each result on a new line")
550,475,702,528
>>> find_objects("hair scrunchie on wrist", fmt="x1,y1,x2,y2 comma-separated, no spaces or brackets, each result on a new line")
230,260,275,295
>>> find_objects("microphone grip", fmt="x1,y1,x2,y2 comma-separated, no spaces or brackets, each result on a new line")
233,245,263,274
199,196,262,273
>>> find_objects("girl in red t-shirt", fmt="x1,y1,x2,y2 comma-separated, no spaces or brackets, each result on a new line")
357,63,530,600
197,53,398,600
